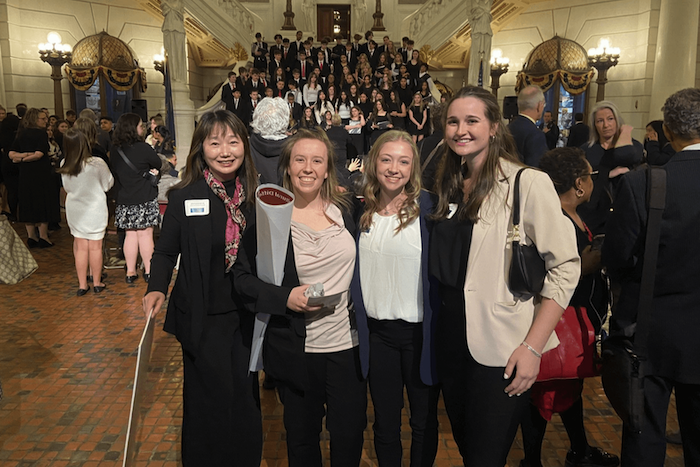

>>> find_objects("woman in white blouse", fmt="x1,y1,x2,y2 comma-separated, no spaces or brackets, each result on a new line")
313,90,335,125
234,128,368,467
57,128,114,295
351,130,438,467
302,73,320,107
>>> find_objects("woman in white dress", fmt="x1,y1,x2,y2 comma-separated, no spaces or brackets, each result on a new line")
57,129,114,296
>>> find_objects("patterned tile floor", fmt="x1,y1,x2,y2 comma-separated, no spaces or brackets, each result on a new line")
0,219,685,466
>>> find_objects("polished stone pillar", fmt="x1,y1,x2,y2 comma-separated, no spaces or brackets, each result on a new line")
649,0,700,120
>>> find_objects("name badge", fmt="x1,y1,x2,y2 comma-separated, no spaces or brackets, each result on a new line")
184,199,210,216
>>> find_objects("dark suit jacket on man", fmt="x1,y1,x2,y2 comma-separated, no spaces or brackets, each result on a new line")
603,150,700,384
221,82,238,112
567,122,590,148
508,114,548,167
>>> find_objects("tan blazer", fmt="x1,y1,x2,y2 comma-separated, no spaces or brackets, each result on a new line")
464,159,580,367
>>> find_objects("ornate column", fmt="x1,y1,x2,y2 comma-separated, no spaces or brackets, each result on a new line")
162,0,195,170
281,0,296,30
649,0,700,120
371,0,385,31
466,0,492,88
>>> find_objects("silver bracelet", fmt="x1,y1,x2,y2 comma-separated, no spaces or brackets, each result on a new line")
521,341,542,359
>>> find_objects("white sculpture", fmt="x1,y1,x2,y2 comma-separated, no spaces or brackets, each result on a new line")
467,0,492,87
161,0,187,83
353,0,367,35
302,0,315,32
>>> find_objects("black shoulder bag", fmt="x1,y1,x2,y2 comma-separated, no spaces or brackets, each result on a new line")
117,147,159,187
508,167,547,295
601,166,666,433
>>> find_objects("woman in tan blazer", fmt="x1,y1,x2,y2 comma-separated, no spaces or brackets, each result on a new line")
428,86,580,466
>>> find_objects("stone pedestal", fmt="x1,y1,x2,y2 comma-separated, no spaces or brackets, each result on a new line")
171,81,195,171
649,0,700,120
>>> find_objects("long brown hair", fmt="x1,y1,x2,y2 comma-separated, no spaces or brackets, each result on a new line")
360,130,421,232
174,110,258,208
56,128,92,176
279,128,351,212
432,85,521,222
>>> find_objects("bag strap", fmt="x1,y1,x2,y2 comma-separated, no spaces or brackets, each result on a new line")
421,139,444,172
634,166,667,358
512,167,526,227
117,146,140,175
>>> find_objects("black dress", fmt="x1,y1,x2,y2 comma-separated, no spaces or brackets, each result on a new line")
10,127,60,224
407,105,428,137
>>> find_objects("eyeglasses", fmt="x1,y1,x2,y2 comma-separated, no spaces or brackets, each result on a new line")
586,171,599,180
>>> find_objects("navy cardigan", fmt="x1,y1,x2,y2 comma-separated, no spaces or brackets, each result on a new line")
350,190,439,385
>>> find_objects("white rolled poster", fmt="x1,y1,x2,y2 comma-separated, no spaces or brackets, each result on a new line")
248,184,295,372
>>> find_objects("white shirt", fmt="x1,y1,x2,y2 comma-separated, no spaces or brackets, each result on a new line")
359,213,423,322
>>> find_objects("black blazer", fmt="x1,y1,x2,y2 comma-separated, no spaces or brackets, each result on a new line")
149,180,255,355
566,122,589,148
603,150,700,384
508,114,548,167
350,191,439,385
221,82,237,112
233,205,364,392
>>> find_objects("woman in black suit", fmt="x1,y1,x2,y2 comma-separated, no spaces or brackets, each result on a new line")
578,101,643,235
234,128,367,467
142,110,262,466
352,130,439,467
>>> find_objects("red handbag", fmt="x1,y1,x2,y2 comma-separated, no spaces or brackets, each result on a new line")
537,306,599,382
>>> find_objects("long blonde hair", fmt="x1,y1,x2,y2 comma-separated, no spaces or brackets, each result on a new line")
360,130,421,232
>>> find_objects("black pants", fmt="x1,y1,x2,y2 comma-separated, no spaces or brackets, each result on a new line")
181,312,262,466
368,319,439,467
436,298,528,466
277,347,367,467
621,375,700,467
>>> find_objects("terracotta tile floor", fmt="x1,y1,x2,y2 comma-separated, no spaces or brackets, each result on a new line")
0,219,685,466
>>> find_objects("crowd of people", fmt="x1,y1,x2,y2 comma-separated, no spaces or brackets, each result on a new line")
221,31,441,157
142,81,699,467
1,35,698,467
0,105,174,294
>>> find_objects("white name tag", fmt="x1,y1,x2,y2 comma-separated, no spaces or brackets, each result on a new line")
184,199,210,216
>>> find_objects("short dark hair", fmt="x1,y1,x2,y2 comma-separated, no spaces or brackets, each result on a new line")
255,32,262,38
365,31,373,40
574,112,584,122
228,71,236,78
274,34,282,40
663,87,700,140
100,116,113,123
66,109,77,117
539,147,590,195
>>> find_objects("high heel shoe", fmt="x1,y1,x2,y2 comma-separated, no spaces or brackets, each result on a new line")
93,284,107,294
143,273,150,283
125,274,138,284
38,238,54,248
27,238,39,248
77,286,90,296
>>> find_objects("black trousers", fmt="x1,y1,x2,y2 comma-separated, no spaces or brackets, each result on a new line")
621,375,700,467
367,318,439,467
181,312,262,466
277,346,367,467
436,298,528,467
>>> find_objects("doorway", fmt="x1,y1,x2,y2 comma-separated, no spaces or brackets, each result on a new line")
317,5,350,41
